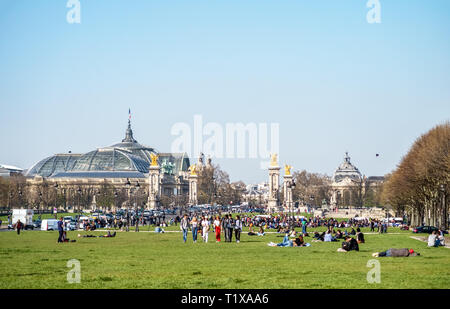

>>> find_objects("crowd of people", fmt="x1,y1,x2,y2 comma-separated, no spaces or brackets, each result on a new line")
179,214,244,243
10,210,446,258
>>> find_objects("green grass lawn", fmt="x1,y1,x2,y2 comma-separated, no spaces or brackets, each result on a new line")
0,228,448,289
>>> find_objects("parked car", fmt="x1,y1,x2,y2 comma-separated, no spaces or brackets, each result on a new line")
33,220,42,229
412,226,449,234
68,219,78,231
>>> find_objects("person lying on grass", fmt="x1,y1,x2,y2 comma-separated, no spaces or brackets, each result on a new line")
372,248,420,257
77,231,117,238
268,233,311,247
337,236,359,252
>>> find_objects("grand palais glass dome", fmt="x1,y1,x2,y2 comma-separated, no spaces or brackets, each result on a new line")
25,120,190,179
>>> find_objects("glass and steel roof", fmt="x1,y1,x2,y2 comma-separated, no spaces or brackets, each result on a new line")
70,148,150,173
26,119,190,179
53,171,146,179
26,154,81,177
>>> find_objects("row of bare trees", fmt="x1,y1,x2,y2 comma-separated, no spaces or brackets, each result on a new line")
197,163,246,206
382,122,449,228
291,171,331,207
0,176,148,213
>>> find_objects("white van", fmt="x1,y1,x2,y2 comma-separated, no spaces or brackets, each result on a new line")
12,209,34,230
41,219,59,231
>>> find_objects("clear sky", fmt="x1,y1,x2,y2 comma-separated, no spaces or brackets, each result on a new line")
1,0,449,183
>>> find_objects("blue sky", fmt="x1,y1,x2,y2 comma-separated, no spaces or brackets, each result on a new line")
0,0,449,183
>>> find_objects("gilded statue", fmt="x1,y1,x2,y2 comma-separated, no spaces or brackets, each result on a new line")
285,164,292,176
188,164,198,176
270,153,278,167
150,153,159,167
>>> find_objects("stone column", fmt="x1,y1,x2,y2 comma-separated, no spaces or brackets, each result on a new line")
268,165,280,212
189,174,198,206
284,174,293,212
148,165,161,210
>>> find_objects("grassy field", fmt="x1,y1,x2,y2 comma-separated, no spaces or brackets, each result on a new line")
0,227,449,289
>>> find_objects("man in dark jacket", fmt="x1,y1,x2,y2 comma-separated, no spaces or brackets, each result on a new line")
57,217,64,243
16,220,23,235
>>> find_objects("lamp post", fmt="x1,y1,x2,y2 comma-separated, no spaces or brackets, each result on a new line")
8,191,13,210
440,184,447,230
38,192,43,218
18,189,23,208
54,183,59,215
125,178,133,230
77,187,82,215
62,188,67,212
135,181,140,232
114,191,118,212
286,180,296,227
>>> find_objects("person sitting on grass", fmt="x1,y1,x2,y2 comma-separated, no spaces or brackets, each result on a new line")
437,231,446,246
427,231,439,247
312,231,326,242
290,230,297,238
356,228,365,244
324,230,337,242
61,231,76,243
337,236,359,252
372,248,420,257
257,226,265,236
335,230,344,239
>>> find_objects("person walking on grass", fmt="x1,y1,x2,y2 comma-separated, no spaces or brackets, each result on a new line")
234,215,242,243
227,215,234,243
302,218,307,235
222,214,229,242
16,219,23,235
191,216,199,243
201,216,210,243
214,216,221,242
180,214,189,243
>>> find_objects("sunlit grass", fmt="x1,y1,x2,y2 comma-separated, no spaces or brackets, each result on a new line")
0,227,448,289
